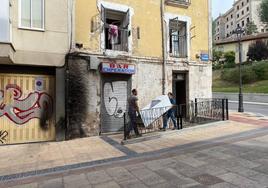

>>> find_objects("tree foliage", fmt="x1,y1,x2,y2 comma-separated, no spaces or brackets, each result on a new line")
247,40,268,61
246,21,258,35
260,0,268,23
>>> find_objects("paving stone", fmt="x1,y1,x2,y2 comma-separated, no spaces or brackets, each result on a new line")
93,181,120,188
130,168,157,180
64,173,90,188
218,172,264,188
197,164,228,176
253,164,268,175
156,168,192,185
38,178,64,188
106,167,136,183
139,173,166,186
119,180,148,188
192,174,224,186
208,182,237,188
177,182,204,188
86,170,112,184
248,173,268,187
174,162,204,178
225,166,260,177
143,158,176,171
9,182,38,188
174,155,207,167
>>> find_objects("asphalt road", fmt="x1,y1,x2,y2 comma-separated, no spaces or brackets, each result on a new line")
229,102,268,116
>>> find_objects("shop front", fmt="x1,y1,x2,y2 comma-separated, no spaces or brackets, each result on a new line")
100,61,135,133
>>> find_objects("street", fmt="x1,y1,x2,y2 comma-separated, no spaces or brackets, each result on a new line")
229,102,268,116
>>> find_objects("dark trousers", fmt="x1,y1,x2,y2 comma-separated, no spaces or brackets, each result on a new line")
127,112,140,136
163,111,177,129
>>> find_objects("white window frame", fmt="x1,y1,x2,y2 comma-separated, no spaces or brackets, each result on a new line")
98,1,133,56
164,13,191,61
18,0,45,31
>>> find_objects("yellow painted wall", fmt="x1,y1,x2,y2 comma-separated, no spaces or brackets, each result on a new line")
75,0,209,60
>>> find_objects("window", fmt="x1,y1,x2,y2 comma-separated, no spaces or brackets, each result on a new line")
247,17,250,23
261,29,264,32
231,14,233,18
227,17,229,21
101,6,130,52
247,0,249,2
237,5,239,10
169,19,187,58
242,2,244,6
231,21,233,26
217,21,219,25
242,20,245,27
237,23,240,27
20,0,44,30
227,25,229,29
247,7,249,11
237,14,239,18
242,10,244,15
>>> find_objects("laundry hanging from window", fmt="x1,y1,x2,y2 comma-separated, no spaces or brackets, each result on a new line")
108,24,119,45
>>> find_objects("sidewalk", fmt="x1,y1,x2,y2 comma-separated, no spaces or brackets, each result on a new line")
0,115,266,182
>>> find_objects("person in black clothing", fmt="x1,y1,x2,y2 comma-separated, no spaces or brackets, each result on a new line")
126,89,141,138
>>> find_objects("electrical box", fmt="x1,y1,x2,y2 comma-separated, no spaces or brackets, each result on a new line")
89,56,100,70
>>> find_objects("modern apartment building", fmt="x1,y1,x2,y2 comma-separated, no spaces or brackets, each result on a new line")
66,0,213,138
0,0,71,144
214,0,268,41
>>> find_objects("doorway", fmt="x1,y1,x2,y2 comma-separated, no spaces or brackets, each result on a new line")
173,73,187,117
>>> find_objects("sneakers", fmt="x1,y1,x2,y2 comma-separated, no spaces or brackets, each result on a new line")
160,128,166,131
172,127,177,130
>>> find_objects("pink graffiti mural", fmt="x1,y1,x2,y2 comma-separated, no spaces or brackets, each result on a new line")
0,84,53,125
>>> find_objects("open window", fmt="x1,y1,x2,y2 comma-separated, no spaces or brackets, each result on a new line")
169,19,187,58
101,6,130,52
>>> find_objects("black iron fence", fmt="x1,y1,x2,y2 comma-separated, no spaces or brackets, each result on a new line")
123,98,229,140
178,98,229,128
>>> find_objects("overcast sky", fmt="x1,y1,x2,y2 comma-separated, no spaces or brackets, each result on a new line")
212,0,234,19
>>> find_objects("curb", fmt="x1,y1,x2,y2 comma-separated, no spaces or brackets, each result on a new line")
229,100,268,106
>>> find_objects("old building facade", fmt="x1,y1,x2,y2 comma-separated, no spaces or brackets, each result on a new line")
66,0,212,137
214,0,268,42
0,0,71,144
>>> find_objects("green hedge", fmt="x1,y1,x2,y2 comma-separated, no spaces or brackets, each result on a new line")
220,61,268,84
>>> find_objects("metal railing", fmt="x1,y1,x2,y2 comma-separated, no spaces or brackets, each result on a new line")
123,106,181,140
178,98,229,128
104,25,129,52
170,35,187,58
123,98,229,140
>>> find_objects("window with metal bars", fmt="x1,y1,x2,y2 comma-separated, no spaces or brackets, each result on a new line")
101,5,130,52
169,19,187,58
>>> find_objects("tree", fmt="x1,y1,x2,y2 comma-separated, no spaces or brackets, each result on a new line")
260,0,268,24
246,21,258,35
247,40,268,61
223,51,236,68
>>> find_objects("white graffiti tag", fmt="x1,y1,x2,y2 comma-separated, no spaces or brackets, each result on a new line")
0,84,53,125
103,81,127,118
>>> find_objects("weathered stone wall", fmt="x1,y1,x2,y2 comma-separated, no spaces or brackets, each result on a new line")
188,64,212,101
67,58,100,138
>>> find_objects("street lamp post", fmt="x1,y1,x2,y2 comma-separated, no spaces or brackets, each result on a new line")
233,26,244,112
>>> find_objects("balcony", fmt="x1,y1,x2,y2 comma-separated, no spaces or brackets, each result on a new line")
0,0,15,64
165,0,191,8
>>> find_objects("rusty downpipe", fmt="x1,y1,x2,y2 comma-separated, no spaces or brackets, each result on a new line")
160,0,166,95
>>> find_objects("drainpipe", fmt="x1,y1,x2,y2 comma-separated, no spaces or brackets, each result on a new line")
160,0,166,95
